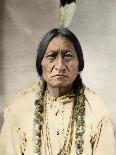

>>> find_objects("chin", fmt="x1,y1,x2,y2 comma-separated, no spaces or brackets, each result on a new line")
50,81,70,88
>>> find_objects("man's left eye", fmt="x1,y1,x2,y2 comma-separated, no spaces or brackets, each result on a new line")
64,53,73,60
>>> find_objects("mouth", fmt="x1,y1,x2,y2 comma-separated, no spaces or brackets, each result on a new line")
51,75,68,78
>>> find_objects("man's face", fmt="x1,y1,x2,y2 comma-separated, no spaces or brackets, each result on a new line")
41,36,79,88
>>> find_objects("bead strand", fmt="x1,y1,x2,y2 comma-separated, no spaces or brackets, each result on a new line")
33,80,46,154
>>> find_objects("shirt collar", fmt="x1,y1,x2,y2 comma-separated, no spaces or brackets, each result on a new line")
45,89,75,106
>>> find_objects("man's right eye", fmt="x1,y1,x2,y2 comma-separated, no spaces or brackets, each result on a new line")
46,53,56,60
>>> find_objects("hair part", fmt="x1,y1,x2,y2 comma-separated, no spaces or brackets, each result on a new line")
36,28,84,76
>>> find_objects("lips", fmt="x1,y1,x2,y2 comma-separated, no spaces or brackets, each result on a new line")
51,75,68,78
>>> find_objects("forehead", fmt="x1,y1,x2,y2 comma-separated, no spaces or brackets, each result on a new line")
46,36,75,51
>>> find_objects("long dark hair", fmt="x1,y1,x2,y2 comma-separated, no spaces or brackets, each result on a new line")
36,28,84,90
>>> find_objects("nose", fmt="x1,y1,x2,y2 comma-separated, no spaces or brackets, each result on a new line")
55,56,66,73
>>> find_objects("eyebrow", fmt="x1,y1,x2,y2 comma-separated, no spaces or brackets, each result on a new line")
46,49,73,54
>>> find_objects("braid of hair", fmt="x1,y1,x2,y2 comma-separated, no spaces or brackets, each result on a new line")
73,74,86,155
73,73,83,95
33,79,46,154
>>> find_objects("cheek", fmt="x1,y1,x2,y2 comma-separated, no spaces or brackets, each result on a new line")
41,66,49,82
41,60,47,77
41,60,52,79
70,61,79,75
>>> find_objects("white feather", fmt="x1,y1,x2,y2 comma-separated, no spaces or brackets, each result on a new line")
60,2,76,28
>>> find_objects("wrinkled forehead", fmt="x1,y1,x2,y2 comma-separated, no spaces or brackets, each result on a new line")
46,36,76,52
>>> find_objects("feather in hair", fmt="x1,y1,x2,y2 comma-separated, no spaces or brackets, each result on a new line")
60,0,76,28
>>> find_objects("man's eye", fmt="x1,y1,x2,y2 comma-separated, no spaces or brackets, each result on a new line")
46,53,56,60
64,53,73,60
65,53,73,57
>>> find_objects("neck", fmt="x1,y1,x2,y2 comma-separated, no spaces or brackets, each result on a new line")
47,84,73,98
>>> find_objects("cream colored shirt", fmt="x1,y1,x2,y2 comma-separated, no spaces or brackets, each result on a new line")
42,91,75,155
0,84,115,155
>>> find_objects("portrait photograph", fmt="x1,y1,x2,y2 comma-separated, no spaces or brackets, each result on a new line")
0,0,116,155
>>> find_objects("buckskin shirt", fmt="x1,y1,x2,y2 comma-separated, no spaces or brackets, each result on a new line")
0,84,115,155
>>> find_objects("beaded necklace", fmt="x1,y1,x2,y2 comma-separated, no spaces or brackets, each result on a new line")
33,80,85,155
44,90,75,155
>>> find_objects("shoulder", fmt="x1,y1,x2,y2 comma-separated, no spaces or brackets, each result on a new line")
84,87,111,120
3,83,38,122
84,87,115,141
